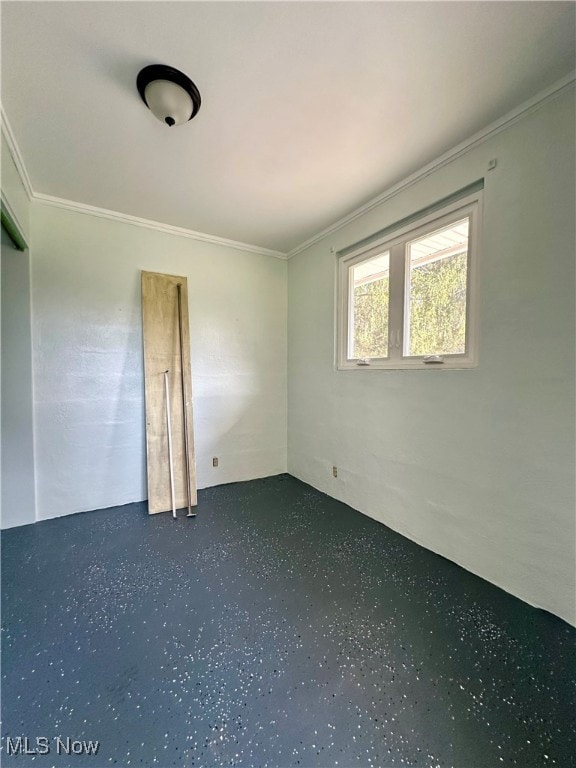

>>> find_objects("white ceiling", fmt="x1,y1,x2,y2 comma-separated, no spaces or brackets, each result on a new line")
1,1,575,254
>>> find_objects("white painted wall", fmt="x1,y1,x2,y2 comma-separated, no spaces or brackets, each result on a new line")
288,88,576,625
29,203,287,523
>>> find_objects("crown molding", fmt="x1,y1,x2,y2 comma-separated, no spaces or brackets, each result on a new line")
286,70,576,259
34,194,288,260
3,70,574,262
1,192,28,251
1,105,287,260
1,105,34,201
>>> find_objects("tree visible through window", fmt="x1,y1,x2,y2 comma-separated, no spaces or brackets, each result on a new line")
405,220,468,357
351,252,389,359
338,192,480,370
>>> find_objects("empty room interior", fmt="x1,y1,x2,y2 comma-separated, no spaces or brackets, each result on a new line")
1,2,575,767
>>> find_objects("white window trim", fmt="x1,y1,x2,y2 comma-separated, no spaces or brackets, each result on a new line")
336,191,482,371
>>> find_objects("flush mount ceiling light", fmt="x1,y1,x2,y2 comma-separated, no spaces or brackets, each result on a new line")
137,64,201,127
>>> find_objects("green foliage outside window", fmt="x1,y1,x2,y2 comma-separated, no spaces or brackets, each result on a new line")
352,251,467,359
353,277,389,358
408,251,467,356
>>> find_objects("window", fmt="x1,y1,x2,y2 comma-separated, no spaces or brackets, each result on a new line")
337,191,481,370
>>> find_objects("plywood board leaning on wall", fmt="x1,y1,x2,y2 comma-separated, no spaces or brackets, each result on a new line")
141,271,197,514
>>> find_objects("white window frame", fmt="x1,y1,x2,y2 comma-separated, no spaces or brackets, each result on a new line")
337,191,482,370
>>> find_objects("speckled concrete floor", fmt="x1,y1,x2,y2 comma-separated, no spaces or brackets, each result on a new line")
2,474,575,768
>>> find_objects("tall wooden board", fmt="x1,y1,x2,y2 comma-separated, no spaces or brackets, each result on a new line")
141,271,197,514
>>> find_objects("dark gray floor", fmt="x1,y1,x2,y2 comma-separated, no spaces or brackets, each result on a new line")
2,474,575,768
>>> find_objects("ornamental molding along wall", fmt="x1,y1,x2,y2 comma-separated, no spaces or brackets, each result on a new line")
285,71,576,258
2,71,574,260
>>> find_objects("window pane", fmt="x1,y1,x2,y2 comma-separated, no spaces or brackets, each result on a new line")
349,251,390,359
405,219,468,357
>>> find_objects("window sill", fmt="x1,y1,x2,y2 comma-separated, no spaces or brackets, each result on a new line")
337,356,478,371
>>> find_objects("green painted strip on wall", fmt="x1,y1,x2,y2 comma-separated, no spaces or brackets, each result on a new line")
1,201,28,251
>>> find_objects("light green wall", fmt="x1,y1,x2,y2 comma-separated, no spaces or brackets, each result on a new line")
1,135,35,527
1,228,36,527
29,203,287,523
288,88,576,625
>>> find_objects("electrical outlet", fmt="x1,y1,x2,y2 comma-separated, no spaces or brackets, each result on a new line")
332,466,338,478
212,457,218,467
